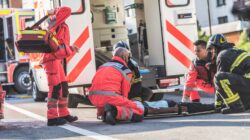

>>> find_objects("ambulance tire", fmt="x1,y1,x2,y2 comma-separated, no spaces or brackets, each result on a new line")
68,94,79,108
14,66,32,94
32,81,46,102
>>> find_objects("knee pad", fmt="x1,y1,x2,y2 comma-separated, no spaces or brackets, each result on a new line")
52,84,61,99
61,82,69,97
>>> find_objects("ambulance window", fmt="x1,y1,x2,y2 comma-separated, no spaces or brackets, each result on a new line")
6,17,15,60
60,0,85,15
0,18,5,61
166,0,189,7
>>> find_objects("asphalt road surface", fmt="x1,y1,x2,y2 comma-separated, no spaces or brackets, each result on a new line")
1,93,250,140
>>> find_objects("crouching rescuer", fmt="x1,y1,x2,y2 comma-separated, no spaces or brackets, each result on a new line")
182,40,215,102
41,7,79,126
207,34,250,114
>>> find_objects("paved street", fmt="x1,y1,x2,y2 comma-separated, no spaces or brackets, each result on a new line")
0,93,250,140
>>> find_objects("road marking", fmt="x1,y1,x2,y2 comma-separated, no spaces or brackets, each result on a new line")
5,103,119,140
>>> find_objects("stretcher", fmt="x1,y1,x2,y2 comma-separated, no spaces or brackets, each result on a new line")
144,110,215,119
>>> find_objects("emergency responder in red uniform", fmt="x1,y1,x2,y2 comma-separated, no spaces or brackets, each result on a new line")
41,7,78,126
182,40,215,102
113,41,153,102
88,47,145,125
207,34,250,114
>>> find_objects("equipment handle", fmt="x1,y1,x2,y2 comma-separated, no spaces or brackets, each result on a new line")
28,15,49,30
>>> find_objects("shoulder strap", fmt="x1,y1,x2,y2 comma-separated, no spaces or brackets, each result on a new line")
28,15,49,30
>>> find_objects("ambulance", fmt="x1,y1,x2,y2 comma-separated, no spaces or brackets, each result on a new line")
0,9,34,93
30,0,198,107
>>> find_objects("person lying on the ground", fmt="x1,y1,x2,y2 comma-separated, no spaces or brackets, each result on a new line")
143,99,215,117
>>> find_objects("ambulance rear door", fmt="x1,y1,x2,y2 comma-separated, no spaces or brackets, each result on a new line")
60,0,96,86
145,0,197,78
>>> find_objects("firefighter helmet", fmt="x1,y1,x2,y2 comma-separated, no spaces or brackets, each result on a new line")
207,34,227,50
113,41,131,56
113,41,130,52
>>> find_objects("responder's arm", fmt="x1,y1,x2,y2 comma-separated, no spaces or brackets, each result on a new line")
216,55,227,72
121,73,133,98
184,63,198,87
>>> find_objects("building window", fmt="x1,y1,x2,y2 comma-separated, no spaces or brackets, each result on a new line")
217,0,226,7
218,16,228,24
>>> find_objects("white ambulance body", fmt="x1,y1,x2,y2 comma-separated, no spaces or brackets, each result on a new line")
30,0,197,106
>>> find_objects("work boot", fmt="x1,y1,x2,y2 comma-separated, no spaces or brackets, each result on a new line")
61,115,78,123
47,118,67,126
104,104,117,125
222,99,245,114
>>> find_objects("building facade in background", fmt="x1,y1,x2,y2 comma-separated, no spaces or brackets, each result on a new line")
195,0,250,43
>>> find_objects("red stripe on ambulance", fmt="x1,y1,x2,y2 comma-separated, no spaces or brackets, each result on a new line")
67,49,92,82
166,20,194,52
67,26,90,62
168,42,191,68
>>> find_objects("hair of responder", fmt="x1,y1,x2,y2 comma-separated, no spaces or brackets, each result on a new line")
194,40,207,49
113,47,130,57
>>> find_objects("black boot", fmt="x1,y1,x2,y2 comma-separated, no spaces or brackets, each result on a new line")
104,104,117,125
222,99,245,114
47,118,67,126
61,115,78,123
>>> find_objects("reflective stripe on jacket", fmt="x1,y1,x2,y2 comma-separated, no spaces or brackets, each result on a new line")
89,56,132,97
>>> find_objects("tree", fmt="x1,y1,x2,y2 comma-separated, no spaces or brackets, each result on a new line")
236,29,250,52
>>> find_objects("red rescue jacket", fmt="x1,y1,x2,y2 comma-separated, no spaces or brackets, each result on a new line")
89,56,132,98
41,6,73,63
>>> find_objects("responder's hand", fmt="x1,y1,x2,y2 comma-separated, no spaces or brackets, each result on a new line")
71,45,79,53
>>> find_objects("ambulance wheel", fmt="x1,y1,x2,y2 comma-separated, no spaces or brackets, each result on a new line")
32,81,46,102
14,66,32,94
68,94,79,108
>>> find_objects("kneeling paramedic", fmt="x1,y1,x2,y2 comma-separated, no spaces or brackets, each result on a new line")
113,41,153,102
88,47,145,125
41,7,79,126
207,34,250,114
182,40,215,102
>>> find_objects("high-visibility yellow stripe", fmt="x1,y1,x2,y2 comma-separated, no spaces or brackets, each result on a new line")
244,72,250,78
15,11,35,16
15,13,20,35
51,36,59,46
0,10,12,15
230,52,250,72
225,93,240,104
20,30,47,35
220,79,234,97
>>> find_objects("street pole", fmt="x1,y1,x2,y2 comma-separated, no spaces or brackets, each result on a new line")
207,0,212,35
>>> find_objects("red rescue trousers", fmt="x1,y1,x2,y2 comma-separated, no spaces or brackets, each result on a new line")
183,79,215,101
88,91,144,121
43,59,70,119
